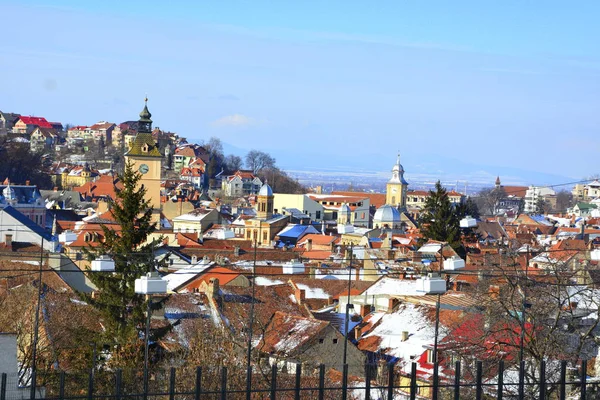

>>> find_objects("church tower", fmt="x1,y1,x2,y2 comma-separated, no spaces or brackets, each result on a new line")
256,182,274,220
124,98,163,223
386,154,408,209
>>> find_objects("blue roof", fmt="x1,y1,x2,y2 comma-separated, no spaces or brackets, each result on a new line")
278,224,318,239
1,205,53,241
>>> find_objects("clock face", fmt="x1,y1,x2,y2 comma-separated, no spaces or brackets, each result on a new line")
139,164,150,174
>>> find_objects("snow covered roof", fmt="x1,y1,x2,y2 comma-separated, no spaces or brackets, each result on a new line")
358,303,445,363
363,277,422,297
164,259,214,292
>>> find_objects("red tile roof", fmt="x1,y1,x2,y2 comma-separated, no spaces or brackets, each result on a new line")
332,191,386,208
19,116,52,129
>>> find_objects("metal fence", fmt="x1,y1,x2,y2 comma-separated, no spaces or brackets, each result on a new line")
2,360,600,400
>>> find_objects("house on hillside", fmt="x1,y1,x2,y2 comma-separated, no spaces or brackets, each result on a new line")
30,127,60,151
221,170,263,197
12,116,53,135
0,111,20,135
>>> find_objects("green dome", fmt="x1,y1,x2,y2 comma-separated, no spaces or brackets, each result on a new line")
139,98,152,122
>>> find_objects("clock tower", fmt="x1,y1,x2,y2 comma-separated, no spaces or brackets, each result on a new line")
124,98,163,223
385,153,408,209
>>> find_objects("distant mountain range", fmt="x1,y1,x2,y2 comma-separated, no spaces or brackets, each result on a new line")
221,141,578,190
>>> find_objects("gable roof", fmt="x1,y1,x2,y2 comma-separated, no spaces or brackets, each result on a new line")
0,205,53,241
18,116,52,129
259,311,329,356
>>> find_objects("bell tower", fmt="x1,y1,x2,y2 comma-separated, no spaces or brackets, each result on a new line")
386,153,408,209
256,182,274,220
124,98,163,223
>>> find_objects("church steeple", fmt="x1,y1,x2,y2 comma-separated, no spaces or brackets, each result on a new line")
386,153,409,210
138,97,153,133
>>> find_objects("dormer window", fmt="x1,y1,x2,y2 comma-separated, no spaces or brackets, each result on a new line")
141,143,149,153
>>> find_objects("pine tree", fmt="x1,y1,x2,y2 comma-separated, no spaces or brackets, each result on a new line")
419,181,461,249
82,161,167,367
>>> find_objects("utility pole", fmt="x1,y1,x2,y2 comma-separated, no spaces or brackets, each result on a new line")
343,244,353,366
30,236,44,400
519,245,530,364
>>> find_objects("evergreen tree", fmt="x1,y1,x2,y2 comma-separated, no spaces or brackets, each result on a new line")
419,181,461,249
455,197,480,219
82,161,167,367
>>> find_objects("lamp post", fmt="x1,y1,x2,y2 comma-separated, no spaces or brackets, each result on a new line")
134,273,167,373
432,242,445,368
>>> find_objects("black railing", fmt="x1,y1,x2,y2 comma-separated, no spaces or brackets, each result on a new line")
2,360,599,400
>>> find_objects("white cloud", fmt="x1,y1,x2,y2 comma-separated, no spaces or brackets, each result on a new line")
211,114,266,127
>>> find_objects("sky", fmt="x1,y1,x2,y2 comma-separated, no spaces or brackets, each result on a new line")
2,1,600,185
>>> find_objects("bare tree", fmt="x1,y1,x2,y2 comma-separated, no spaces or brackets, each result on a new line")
245,150,276,175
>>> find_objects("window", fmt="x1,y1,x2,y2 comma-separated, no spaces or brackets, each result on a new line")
427,349,434,364
333,338,338,344
319,338,324,344
316,211,321,219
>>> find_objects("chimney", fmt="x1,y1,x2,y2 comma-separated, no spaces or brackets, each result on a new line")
306,239,313,252
294,288,306,304
360,304,372,317
401,331,409,342
234,246,241,257
25,180,30,186
208,278,220,299
191,255,198,264
53,186,58,192
4,234,13,248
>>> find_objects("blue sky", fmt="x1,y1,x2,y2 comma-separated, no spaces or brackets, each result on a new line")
2,1,600,184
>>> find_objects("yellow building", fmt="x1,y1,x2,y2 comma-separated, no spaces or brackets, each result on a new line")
386,154,408,209
124,98,163,223
59,164,98,189
244,182,289,246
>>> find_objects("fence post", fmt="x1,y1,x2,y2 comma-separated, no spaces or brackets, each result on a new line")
59,371,65,400
169,367,176,400
453,361,460,400
475,361,483,400
559,361,566,400
539,360,546,400
295,363,302,400
87,368,94,400
387,362,394,400
432,361,439,400
1,373,6,400
29,370,36,400
365,364,372,400
342,364,348,400
246,365,253,400
221,366,227,400
497,360,504,400
410,362,417,400
270,365,277,400
194,367,202,400
115,369,122,400
318,364,325,400
518,360,525,399
580,360,587,400
143,366,149,400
